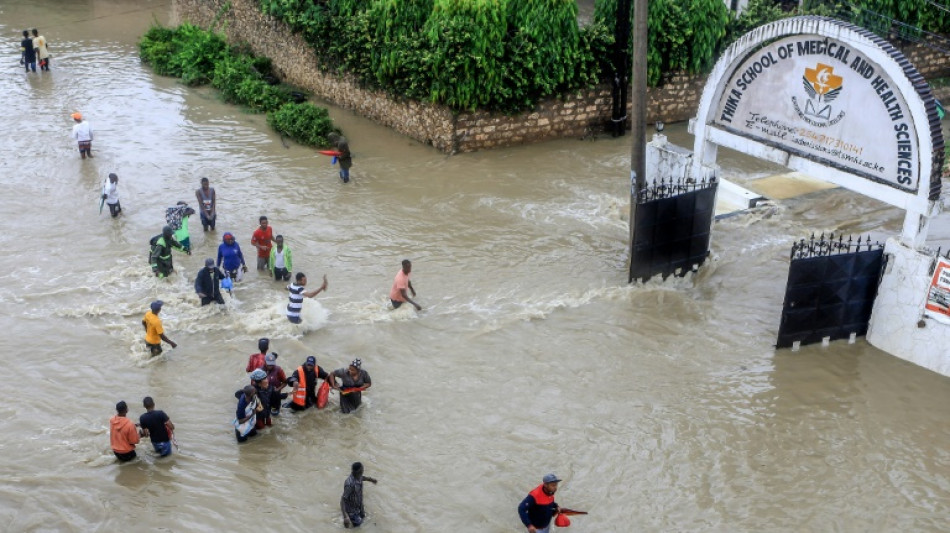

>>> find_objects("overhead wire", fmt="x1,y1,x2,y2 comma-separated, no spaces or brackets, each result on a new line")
832,2,950,56
923,0,950,16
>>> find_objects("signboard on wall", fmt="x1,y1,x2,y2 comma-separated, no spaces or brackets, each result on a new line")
713,35,918,193
925,258,950,324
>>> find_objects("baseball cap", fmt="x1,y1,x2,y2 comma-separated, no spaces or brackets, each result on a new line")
542,473,562,484
265,353,277,365
305,356,316,366
150,300,164,311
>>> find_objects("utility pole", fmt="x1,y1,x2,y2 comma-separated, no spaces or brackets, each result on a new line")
628,0,647,282
610,0,631,137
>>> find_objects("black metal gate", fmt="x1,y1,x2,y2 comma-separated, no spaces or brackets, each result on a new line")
776,234,885,348
629,177,717,282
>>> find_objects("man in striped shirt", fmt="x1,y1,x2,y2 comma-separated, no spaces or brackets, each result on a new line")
341,462,377,528
286,272,328,323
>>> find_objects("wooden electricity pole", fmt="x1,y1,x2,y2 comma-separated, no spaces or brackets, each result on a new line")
628,0,647,283
611,0,631,137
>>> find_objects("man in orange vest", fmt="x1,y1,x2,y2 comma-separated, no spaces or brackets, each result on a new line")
286,356,329,411
518,473,561,532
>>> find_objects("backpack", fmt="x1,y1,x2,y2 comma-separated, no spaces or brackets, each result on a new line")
148,234,162,264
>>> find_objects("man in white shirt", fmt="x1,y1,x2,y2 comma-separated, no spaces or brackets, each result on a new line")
268,234,292,281
71,112,93,159
32,29,50,71
101,173,121,217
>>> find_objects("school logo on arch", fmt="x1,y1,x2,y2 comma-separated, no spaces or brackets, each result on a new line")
792,62,846,126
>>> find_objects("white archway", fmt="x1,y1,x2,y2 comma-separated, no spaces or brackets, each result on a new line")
690,16,944,247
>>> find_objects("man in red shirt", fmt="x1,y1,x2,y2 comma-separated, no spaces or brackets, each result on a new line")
246,338,269,373
251,216,274,271
390,259,422,311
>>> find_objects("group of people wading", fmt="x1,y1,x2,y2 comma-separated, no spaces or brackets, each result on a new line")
90,90,583,529
234,339,372,444
99,156,431,526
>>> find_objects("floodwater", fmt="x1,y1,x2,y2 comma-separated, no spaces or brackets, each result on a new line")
1,1,949,531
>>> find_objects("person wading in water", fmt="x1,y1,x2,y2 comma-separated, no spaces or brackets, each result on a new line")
341,462,377,528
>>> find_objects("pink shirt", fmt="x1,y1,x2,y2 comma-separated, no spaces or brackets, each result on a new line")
390,270,410,301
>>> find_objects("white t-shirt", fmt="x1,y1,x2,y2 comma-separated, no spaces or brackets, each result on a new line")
33,35,49,59
72,122,93,142
274,249,285,269
103,181,119,204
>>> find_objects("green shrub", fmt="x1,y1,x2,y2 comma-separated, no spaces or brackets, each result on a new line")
260,0,950,111
366,0,432,97
172,23,229,86
261,0,334,51
728,0,789,39
236,78,293,112
263,0,607,112
139,25,181,76
507,0,581,94
139,22,338,142
212,53,258,103
267,102,336,146
139,23,229,85
334,9,376,82
425,0,508,110
576,22,614,88
594,0,729,86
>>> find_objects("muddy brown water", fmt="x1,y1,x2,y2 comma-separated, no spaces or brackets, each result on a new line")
1,1,948,531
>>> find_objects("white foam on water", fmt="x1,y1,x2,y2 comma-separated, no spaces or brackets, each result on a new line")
477,192,628,229
456,281,688,334
545,191,629,228
43,257,333,359
213,296,333,337
333,295,418,324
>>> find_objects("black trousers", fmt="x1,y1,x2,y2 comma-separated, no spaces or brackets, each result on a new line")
201,294,225,306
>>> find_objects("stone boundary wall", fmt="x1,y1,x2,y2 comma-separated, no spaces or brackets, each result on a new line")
172,0,458,149
171,0,950,153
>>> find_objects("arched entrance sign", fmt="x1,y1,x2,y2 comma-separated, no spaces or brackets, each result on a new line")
691,16,944,247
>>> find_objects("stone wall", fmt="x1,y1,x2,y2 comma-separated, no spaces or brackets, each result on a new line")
172,0,459,150
899,39,950,79
171,0,950,153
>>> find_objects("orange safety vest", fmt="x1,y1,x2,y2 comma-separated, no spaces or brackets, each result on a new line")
293,366,308,406
529,485,555,506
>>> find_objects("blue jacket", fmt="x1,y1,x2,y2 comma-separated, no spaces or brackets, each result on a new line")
235,393,252,420
217,242,245,271
518,490,557,528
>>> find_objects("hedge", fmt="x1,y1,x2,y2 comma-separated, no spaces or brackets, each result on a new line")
139,23,337,147
260,0,950,112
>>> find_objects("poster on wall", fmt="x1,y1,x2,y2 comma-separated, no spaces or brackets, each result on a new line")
712,35,919,194
924,258,950,324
